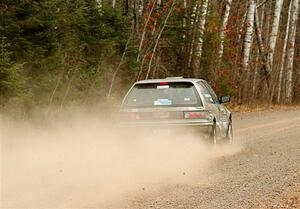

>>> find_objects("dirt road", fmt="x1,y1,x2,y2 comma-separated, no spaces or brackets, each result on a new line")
125,110,300,209
1,110,300,209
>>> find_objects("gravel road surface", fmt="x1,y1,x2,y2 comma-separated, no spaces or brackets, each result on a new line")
1,110,300,209
125,110,300,209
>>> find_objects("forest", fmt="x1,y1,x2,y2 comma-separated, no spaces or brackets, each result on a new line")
1,0,300,114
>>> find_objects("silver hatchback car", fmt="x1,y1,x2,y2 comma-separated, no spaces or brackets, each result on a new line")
120,77,232,144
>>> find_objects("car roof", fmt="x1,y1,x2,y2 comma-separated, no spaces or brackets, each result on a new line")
136,77,205,84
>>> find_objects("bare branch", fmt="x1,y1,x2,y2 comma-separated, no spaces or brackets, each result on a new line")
145,0,176,80
256,0,269,9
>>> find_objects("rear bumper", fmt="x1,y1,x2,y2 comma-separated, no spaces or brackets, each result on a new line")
119,120,213,127
118,120,213,134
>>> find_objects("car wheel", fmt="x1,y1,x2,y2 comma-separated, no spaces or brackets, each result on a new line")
210,122,217,145
225,119,233,144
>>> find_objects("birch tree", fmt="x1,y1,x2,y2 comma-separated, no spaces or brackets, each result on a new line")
239,0,255,103
277,0,293,103
267,0,284,71
193,0,209,78
253,7,263,96
254,5,271,84
242,1,255,71
285,0,299,103
219,0,232,60
187,2,199,69
254,7,265,61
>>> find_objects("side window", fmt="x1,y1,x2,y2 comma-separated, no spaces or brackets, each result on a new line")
196,82,215,103
202,81,219,103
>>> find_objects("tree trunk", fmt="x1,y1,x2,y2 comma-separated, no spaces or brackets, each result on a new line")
277,0,293,103
193,0,209,78
259,3,265,31
239,0,255,104
123,0,129,15
183,0,187,39
285,0,299,103
254,6,270,73
187,2,199,70
267,0,284,72
263,0,272,48
219,0,232,60
252,47,259,98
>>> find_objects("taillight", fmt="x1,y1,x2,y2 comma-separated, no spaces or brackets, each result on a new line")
125,112,140,120
159,82,169,85
184,111,212,120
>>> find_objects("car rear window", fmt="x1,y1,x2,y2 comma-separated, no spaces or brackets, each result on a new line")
123,82,203,108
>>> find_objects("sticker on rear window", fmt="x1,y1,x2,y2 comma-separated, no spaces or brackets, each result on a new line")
154,99,172,105
157,85,169,89
184,98,191,101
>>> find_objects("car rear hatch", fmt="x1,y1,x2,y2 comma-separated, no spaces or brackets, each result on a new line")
120,82,213,126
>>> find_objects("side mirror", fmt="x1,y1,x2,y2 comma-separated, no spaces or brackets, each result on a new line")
219,95,230,103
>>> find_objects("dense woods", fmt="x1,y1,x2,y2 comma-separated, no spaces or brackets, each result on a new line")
1,0,300,112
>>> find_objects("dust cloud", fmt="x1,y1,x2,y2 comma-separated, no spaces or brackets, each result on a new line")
0,109,240,208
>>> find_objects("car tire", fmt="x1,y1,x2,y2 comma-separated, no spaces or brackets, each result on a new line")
210,122,217,145
225,119,233,144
